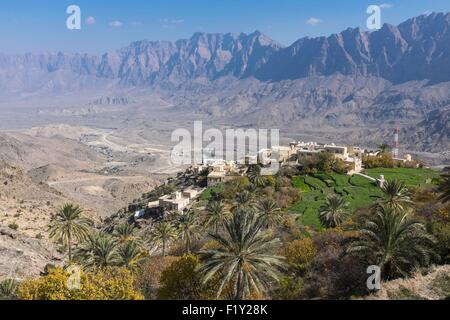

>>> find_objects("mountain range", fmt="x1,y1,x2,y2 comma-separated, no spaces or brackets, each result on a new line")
1,12,449,88
0,12,449,153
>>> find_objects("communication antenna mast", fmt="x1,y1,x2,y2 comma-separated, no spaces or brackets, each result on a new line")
392,128,400,159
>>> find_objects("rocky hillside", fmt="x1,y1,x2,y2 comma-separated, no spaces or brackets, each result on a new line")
0,161,70,279
401,108,450,152
0,226,60,280
0,129,104,171
0,161,69,239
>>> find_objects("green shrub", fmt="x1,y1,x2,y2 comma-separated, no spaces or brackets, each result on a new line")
8,222,19,231
0,279,19,300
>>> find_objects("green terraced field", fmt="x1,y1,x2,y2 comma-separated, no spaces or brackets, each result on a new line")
288,168,440,230
365,168,440,187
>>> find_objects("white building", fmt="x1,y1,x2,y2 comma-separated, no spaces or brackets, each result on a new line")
159,191,191,212
182,187,202,200
295,141,363,174
158,186,204,212
324,144,349,160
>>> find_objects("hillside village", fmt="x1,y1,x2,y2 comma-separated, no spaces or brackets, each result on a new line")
133,140,416,220
1,4,450,303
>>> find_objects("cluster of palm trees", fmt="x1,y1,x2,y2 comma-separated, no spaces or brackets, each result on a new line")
145,206,212,256
317,179,440,280
150,166,286,299
149,167,283,251
347,205,438,279
318,179,413,229
197,179,286,300
46,169,449,298
348,179,438,279
48,204,146,270
137,175,286,300
148,204,226,258
75,226,146,270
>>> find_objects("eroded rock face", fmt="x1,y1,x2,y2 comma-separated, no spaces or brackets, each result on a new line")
0,161,64,279
403,108,450,152
0,226,61,280
257,13,450,84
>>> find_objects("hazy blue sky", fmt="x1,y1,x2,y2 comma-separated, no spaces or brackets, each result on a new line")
1,0,449,53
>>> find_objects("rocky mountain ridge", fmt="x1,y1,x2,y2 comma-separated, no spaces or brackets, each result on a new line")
1,13,449,92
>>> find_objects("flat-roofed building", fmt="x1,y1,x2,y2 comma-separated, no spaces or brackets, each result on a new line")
148,201,160,208
207,171,227,186
206,162,247,187
324,144,349,160
297,149,324,159
182,187,203,200
159,191,190,212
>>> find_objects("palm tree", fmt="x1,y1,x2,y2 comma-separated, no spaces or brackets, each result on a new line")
319,195,349,228
257,198,282,229
347,206,438,279
117,240,146,269
437,173,450,204
150,221,178,257
77,232,119,270
48,204,92,263
177,210,202,254
163,210,180,223
205,201,229,234
379,179,412,212
247,165,266,187
199,209,285,300
233,190,256,212
113,223,136,243
246,183,259,194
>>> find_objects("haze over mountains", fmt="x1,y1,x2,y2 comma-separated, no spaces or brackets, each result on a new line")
1,13,449,89
0,12,449,153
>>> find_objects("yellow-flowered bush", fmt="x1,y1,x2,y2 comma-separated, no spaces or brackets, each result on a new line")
283,238,317,272
18,267,143,300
